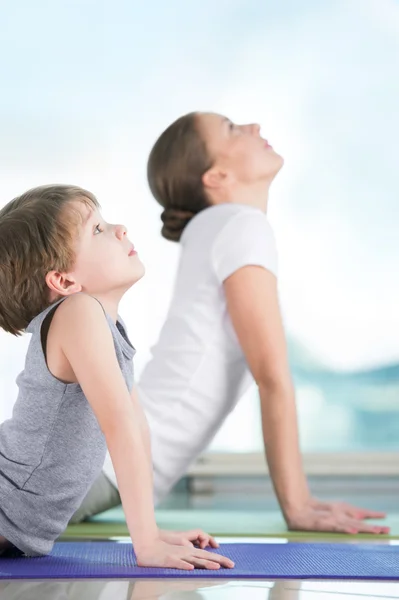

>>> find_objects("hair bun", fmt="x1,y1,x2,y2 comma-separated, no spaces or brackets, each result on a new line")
160,208,195,242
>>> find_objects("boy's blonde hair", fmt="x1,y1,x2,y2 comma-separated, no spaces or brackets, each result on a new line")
0,184,100,336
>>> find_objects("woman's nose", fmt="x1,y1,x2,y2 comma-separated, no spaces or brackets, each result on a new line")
242,123,261,136
115,224,127,240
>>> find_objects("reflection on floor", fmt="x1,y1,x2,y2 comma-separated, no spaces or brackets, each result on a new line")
2,538,399,599
163,476,399,513
2,576,399,599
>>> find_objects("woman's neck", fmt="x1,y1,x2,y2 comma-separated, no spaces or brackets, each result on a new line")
213,180,271,213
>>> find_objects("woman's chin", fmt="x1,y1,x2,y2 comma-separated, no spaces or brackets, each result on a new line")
269,152,285,176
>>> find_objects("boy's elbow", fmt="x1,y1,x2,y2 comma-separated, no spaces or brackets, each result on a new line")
100,406,135,438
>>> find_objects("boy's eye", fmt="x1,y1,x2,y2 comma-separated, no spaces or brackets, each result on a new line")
94,224,103,235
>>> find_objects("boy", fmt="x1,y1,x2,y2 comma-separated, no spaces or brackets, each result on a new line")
0,185,234,571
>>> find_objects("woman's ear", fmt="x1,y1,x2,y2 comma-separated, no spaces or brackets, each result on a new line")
45,271,82,297
202,166,233,191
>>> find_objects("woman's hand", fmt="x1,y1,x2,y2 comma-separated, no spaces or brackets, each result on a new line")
135,538,234,570
286,497,390,535
158,528,219,549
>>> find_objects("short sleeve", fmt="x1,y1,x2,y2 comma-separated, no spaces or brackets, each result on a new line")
211,210,278,283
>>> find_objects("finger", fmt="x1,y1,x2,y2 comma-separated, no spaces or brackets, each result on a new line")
197,533,214,549
208,536,220,549
190,558,221,570
351,522,390,535
187,529,202,537
197,533,219,548
364,512,387,520
181,538,195,547
169,559,195,570
198,536,209,549
195,549,234,568
340,504,386,520
324,503,366,520
355,509,386,520
195,530,220,548
327,517,390,535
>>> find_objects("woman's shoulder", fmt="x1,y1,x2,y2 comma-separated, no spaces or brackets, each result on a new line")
182,203,269,244
210,206,278,283
215,205,274,242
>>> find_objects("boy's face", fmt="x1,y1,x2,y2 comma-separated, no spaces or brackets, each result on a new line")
68,201,145,297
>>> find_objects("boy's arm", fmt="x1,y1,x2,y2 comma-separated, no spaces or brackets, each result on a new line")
130,386,152,466
56,295,234,568
56,295,158,550
129,386,220,549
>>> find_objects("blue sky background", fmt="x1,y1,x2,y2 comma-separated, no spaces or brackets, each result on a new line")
0,0,398,443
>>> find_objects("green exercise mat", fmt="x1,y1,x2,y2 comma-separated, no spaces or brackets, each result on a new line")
62,506,399,541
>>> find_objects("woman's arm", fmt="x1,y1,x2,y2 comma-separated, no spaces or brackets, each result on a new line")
55,294,234,568
224,266,310,518
224,266,389,534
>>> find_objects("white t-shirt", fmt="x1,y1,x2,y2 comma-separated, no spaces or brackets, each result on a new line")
103,203,278,504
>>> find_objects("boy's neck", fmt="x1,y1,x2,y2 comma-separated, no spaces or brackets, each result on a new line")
91,292,122,323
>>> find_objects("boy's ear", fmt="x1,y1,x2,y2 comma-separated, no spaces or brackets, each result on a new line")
45,271,82,297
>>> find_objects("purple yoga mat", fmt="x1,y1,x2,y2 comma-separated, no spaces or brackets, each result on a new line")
1,541,398,580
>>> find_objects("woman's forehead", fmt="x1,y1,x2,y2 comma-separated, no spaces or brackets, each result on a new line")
198,113,229,139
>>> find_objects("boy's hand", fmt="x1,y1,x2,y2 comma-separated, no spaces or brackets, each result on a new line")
158,528,219,549
286,497,390,535
135,539,234,570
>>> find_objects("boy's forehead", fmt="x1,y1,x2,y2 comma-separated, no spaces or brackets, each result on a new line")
75,201,99,224
83,206,94,223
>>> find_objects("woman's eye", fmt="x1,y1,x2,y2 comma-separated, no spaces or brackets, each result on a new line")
229,122,241,134
94,224,103,235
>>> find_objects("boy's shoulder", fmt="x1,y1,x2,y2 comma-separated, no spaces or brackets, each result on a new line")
57,292,101,310
51,293,106,333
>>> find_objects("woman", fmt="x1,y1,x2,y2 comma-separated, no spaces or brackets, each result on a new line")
73,112,388,535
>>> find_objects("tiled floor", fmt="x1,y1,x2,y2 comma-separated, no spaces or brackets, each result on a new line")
1,538,399,599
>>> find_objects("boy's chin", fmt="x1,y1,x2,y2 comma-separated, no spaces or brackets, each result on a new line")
130,263,146,286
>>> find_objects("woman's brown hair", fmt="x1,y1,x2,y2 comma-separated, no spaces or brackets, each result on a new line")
147,112,213,242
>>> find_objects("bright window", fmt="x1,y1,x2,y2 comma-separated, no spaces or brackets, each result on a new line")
1,1,397,458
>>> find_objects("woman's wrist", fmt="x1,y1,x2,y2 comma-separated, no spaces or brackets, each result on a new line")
279,488,312,522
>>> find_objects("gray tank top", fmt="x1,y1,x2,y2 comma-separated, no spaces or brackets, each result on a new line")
0,295,135,556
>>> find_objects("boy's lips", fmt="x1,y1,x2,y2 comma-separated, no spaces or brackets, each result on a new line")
128,244,136,256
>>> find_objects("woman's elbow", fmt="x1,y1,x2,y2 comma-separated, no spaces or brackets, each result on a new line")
255,371,294,397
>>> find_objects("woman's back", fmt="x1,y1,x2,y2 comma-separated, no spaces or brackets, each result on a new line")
137,203,278,503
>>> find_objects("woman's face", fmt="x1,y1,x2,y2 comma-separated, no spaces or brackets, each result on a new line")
197,112,283,188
